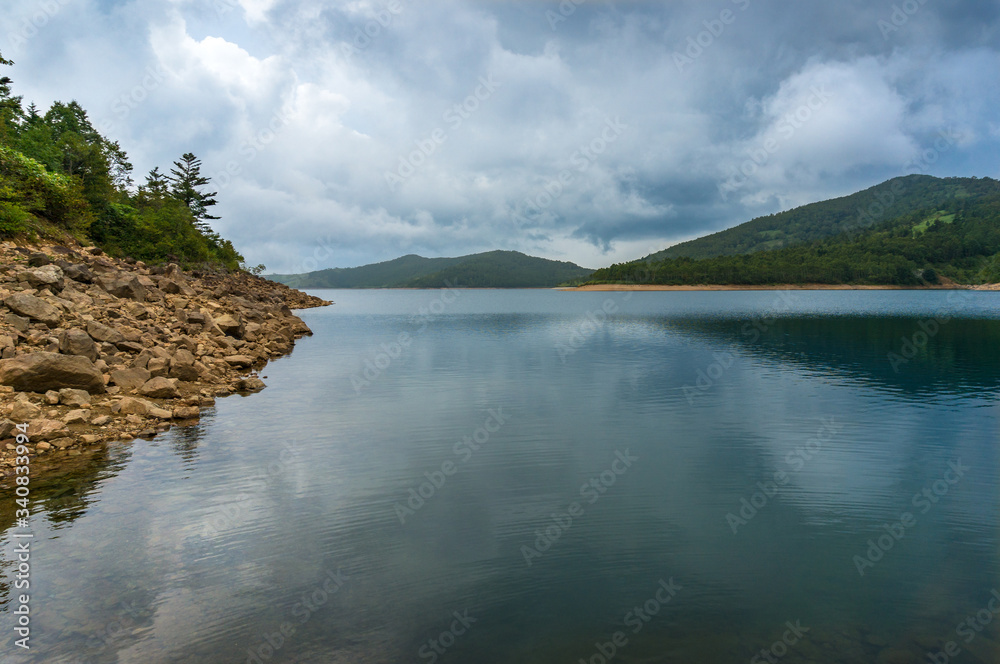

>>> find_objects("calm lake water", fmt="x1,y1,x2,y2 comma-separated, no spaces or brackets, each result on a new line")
2,289,1000,664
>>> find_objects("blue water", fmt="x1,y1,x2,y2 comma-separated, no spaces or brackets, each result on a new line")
2,289,999,663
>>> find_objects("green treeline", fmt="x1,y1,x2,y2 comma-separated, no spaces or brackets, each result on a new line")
0,52,244,270
592,179,1000,286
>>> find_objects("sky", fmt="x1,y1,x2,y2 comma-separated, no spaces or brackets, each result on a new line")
2,0,999,273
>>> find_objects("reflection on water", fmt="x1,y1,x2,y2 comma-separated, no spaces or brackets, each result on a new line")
2,290,999,663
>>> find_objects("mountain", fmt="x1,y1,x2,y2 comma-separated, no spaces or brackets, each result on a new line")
590,175,1000,286
647,175,994,261
269,250,594,288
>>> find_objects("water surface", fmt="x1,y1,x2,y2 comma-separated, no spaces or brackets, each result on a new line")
2,289,999,663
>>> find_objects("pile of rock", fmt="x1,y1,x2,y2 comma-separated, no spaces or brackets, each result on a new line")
0,242,329,466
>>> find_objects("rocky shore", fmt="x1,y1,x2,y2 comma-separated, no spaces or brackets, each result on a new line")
0,241,329,474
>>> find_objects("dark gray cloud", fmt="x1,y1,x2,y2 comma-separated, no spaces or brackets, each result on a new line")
2,0,998,272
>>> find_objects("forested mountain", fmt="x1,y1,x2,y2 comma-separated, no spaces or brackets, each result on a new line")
270,251,594,288
591,178,1000,286
649,175,995,261
0,52,246,270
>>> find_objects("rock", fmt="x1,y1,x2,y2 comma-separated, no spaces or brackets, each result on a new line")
35,441,51,451
169,349,199,381
4,313,30,333
186,311,206,324
110,367,151,391
19,265,64,291
215,314,245,338
172,405,200,419
113,396,157,416
224,354,253,368
138,376,180,399
27,252,50,267
99,274,146,301
81,434,102,444
0,352,106,394
62,263,95,283
44,390,60,405
58,388,91,407
115,340,144,353
59,328,99,362
90,415,110,426
4,293,62,326
0,420,15,438
146,357,169,377
10,398,42,420
50,437,75,449
63,409,88,424
86,320,124,344
27,419,69,441
235,376,266,392
148,406,173,419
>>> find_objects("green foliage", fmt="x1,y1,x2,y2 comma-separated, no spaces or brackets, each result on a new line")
271,251,594,288
592,179,1000,287
0,55,244,271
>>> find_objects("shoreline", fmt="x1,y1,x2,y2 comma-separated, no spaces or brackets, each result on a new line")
0,241,330,479
561,283,986,291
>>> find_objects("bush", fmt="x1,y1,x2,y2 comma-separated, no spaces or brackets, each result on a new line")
0,201,32,236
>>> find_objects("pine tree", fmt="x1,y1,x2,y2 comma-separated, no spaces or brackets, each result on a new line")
168,152,219,233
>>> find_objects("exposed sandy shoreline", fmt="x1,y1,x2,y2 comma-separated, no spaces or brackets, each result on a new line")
561,283,985,292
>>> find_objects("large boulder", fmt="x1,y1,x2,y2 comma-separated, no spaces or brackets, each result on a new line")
0,352,106,394
4,293,62,327
214,313,245,339
61,263,95,284
169,349,199,381
59,328,99,362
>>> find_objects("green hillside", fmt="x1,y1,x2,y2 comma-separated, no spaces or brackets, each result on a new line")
650,175,992,261
592,176,1000,286
270,250,594,288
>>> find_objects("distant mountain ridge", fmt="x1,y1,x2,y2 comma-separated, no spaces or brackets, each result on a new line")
269,250,594,288
648,175,988,261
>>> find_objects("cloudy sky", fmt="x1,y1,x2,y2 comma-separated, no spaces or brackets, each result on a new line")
2,0,999,273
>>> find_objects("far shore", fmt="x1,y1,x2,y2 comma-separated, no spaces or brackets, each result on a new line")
560,283,999,292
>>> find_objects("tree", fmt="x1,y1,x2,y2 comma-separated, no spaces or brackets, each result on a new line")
0,51,21,144
168,153,219,233
140,167,170,197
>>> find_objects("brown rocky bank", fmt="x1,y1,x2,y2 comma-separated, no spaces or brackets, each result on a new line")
0,241,329,476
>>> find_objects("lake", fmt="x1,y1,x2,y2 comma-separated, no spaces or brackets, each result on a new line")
2,289,999,664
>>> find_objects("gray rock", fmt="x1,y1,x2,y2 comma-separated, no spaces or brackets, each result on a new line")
4,313,30,333
58,388,91,407
19,265,64,291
